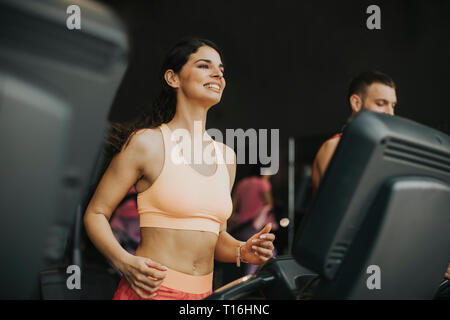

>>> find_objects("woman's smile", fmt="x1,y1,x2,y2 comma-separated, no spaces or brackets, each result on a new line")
204,82,221,93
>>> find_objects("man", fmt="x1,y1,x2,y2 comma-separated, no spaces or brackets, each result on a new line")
311,71,450,281
311,71,397,193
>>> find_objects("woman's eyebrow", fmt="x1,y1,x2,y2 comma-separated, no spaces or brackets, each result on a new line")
194,59,224,68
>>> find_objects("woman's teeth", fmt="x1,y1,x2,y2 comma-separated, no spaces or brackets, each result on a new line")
205,84,220,90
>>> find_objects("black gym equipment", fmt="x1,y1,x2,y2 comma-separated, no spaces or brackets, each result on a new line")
1,0,449,301
208,111,450,300
0,0,128,298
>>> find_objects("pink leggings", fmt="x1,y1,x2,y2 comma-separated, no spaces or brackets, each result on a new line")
112,268,213,300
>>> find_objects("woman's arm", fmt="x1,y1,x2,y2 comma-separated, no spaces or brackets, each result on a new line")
83,129,167,298
83,141,140,270
214,224,275,264
215,144,274,264
84,132,146,267
214,231,244,263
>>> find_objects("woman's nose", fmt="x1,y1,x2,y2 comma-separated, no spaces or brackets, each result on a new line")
212,66,223,78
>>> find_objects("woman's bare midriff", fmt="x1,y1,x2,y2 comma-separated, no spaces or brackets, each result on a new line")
135,227,218,276
133,140,221,276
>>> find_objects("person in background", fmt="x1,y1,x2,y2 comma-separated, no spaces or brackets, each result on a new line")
230,166,279,275
311,70,450,281
110,186,140,249
311,71,397,194
108,186,140,275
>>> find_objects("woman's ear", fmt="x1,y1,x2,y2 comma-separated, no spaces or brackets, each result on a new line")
164,69,179,89
349,93,362,114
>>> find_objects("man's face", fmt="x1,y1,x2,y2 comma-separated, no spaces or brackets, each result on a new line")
360,83,397,116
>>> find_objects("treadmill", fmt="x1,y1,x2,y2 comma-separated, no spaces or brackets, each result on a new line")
207,111,450,300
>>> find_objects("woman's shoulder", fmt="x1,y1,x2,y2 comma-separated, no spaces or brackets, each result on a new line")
132,126,163,145
126,127,164,161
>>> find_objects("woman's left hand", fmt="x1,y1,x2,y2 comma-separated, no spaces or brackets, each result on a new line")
241,223,275,265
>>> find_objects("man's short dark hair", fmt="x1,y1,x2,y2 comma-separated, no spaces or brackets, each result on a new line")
347,71,396,102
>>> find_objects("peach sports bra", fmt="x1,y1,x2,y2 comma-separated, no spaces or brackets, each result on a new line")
137,123,233,235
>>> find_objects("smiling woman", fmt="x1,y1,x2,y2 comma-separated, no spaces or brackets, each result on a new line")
83,38,276,300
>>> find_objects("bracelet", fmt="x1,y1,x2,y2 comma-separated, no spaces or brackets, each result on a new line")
236,242,245,267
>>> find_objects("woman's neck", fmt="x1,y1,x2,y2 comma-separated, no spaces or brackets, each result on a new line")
168,97,210,136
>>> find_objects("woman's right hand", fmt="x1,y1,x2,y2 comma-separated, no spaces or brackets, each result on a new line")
117,254,168,299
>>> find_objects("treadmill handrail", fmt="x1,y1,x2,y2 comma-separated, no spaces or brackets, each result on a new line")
206,272,276,300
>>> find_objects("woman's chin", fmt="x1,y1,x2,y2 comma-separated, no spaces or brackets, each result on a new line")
201,95,222,107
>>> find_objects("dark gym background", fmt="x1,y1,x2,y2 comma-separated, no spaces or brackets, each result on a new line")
98,0,450,260
2,0,448,300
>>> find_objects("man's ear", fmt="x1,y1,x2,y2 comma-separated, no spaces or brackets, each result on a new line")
164,69,179,89
349,94,362,114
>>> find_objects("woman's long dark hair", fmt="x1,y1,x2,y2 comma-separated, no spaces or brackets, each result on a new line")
101,37,223,175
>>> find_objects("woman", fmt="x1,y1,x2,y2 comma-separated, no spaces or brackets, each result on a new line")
230,166,279,275
83,38,275,300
